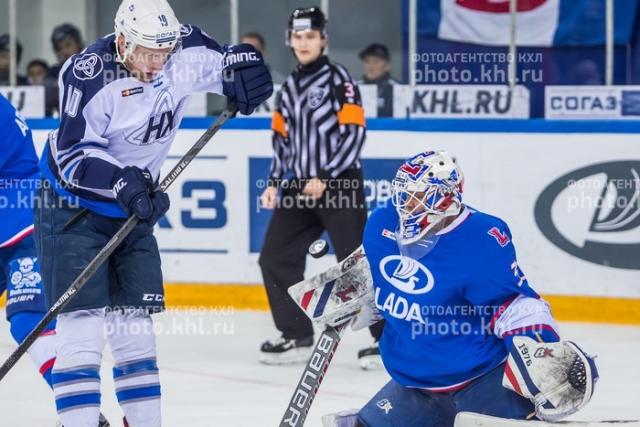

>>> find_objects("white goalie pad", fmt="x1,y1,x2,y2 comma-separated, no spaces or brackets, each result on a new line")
503,336,599,422
288,246,376,327
455,412,640,426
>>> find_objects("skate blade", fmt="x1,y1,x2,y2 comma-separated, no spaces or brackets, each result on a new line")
259,347,312,365
359,354,384,371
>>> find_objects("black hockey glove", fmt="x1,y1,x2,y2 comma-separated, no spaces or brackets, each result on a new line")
222,43,274,115
112,166,169,226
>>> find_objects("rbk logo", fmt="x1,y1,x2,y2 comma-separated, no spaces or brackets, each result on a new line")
488,227,510,247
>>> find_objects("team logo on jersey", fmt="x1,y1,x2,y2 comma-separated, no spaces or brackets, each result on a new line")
308,86,328,109
125,89,177,146
73,53,103,80
10,257,41,289
488,227,510,247
534,161,640,270
379,255,434,295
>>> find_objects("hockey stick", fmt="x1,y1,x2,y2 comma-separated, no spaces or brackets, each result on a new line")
0,105,238,382
279,243,371,426
279,321,349,427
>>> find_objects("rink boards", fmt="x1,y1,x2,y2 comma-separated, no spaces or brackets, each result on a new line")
17,118,640,324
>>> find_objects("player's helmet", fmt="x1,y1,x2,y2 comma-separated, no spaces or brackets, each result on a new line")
392,150,464,244
114,0,182,63
286,6,327,46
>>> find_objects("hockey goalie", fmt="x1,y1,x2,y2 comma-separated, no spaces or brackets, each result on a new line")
288,150,600,427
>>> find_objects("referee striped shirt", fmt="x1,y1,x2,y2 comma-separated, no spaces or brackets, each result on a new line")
269,55,366,181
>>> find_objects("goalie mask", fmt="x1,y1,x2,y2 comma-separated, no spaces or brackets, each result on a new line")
114,0,182,64
392,150,464,246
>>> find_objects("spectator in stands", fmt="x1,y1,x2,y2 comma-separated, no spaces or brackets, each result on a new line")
358,43,398,117
48,23,84,79
44,23,84,116
26,59,49,86
241,31,286,84
0,34,28,86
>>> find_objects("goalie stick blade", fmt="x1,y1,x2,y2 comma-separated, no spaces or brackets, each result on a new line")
279,324,348,427
454,412,640,426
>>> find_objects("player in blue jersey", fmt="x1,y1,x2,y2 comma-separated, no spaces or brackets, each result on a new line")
321,150,598,427
0,93,58,390
34,0,272,425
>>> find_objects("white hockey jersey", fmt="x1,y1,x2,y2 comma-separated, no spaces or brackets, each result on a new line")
41,25,225,217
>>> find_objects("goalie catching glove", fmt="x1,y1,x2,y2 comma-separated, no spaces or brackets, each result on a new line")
503,336,599,422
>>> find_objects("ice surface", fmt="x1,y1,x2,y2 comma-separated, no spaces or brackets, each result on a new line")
0,309,638,426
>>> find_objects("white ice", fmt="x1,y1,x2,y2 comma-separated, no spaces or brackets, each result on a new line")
0,309,638,426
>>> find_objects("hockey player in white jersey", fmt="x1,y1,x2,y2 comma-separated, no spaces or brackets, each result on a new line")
34,1,272,426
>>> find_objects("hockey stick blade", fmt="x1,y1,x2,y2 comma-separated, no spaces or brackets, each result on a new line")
279,322,348,427
0,106,237,382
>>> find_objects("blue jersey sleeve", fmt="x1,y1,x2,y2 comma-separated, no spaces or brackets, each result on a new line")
463,220,539,307
50,53,123,200
0,96,38,177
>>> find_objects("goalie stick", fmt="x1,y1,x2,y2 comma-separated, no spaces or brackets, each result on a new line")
0,106,238,382
279,245,371,426
279,322,349,427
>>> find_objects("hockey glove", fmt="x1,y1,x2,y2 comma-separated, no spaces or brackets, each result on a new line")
503,336,599,422
222,43,273,115
112,166,169,225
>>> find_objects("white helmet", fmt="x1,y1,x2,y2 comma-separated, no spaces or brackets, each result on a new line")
392,150,464,244
114,0,181,63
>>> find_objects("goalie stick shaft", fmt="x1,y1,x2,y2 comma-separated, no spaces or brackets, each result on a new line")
279,322,348,427
0,106,237,382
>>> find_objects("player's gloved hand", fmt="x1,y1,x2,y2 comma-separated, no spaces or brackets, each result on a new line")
112,166,169,225
222,43,273,116
503,336,599,422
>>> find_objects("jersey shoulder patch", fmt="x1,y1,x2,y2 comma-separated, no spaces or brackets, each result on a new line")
487,226,510,247
465,208,512,248
72,52,104,80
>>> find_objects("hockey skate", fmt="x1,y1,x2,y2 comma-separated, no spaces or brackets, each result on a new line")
358,343,383,371
259,336,314,365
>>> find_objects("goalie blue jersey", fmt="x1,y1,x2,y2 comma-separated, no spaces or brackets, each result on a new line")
363,201,540,391
0,94,39,248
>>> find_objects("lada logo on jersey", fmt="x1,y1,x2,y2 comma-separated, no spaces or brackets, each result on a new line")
73,53,103,80
379,255,434,295
308,86,328,109
125,89,177,146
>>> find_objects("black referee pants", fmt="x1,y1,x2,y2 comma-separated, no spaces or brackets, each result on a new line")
259,168,384,341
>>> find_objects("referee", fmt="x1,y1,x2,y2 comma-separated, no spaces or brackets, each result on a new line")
258,6,381,366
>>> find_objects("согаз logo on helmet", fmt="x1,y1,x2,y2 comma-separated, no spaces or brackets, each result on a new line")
379,255,434,294
534,161,640,270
